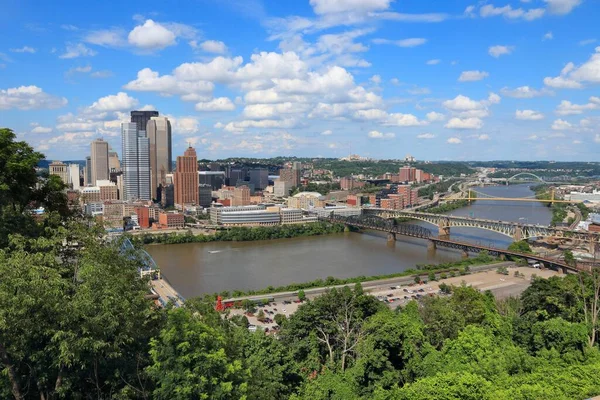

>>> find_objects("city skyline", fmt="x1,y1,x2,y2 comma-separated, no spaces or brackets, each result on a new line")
2,0,600,161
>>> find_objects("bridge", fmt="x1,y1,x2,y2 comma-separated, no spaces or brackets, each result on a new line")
364,208,598,244
120,237,161,278
323,214,582,273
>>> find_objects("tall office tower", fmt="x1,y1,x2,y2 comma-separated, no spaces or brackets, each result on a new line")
68,164,80,190
49,161,69,184
122,122,151,201
146,116,172,200
90,139,109,186
130,110,159,133
232,185,250,206
174,146,199,206
85,156,92,186
249,168,268,190
226,166,244,186
109,151,120,172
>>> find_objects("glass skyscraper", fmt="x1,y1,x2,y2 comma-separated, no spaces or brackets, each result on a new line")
121,122,151,201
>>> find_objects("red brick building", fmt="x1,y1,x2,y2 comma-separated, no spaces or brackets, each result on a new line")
134,207,151,229
174,146,199,207
158,212,185,229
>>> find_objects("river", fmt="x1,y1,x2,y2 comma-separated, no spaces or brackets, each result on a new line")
146,184,553,298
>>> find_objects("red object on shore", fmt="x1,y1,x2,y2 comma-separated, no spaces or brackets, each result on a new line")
215,295,224,312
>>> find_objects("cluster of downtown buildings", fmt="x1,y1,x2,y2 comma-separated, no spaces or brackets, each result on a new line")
48,114,440,231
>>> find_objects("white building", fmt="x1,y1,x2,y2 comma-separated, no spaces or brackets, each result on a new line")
68,164,80,190
274,180,292,197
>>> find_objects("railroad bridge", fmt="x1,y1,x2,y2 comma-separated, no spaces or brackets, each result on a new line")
323,214,584,274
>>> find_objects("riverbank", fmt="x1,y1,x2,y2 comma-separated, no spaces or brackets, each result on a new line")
532,184,590,226
209,251,503,299
130,221,345,246
422,199,472,214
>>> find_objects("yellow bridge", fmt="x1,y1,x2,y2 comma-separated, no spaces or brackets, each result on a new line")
457,189,581,204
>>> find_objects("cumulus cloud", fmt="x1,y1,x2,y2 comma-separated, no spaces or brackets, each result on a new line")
426,59,441,65
445,117,483,129
59,43,97,59
417,132,435,139
85,28,127,47
192,40,228,54
543,32,553,40
551,118,573,130
195,97,236,111
87,92,138,113
368,130,395,139
500,86,553,98
426,112,445,122
544,0,582,15
0,86,68,110
475,134,490,140
489,45,514,58
555,97,600,115
128,20,177,50
321,130,332,135
516,109,545,120
544,48,600,89
447,137,462,144
458,70,489,82
370,75,382,84
372,38,427,47
31,126,53,134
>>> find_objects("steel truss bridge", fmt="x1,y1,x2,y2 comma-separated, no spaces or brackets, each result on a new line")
364,208,598,245
119,237,161,278
323,214,581,273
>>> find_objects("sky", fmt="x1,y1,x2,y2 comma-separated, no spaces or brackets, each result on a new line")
1,0,599,161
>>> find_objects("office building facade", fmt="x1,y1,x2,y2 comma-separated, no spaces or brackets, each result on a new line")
199,171,225,190
121,122,151,201
249,168,269,190
130,110,159,133
90,139,109,186
49,161,69,184
199,184,212,208
174,146,199,206
232,185,251,206
147,116,172,200
109,151,120,172
69,164,80,190
84,156,92,186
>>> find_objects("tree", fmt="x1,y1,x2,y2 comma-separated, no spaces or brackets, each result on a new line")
148,307,247,400
508,241,532,253
298,289,307,301
274,313,287,326
428,271,436,282
257,309,266,322
564,250,576,267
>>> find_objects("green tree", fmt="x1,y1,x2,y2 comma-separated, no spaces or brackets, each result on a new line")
148,307,247,400
508,241,532,253
564,250,576,266
298,289,307,301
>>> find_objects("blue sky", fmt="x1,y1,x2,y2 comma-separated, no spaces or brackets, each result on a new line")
1,0,599,161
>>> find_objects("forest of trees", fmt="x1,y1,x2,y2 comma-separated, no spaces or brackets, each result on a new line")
3,128,600,399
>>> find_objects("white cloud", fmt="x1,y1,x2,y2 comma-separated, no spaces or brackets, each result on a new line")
516,109,545,120
458,70,489,82
123,67,214,99
417,132,435,139
544,49,600,88
426,111,445,122
595,134,600,143
67,65,92,75
447,137,462,144
310,0,392,15
443,95,483,111
543,31,553,40
544,0,582,15
128,19,177,50
407,86,430,95
195,97,236,112
10,46,36,53
85,29,127,47
526,135,539,140
479,4,545,20
426,59,441,65
59,43,97,59
573,139,582,144
194,40,228,54
87,92,138,113
445,117,484,129
475,134,490,140
370,74,382,84
555,97,600,115
31,126,52,134
368,130,395,139
372,38,427,47
500,86,553,98
551,118,573,130
90,70,113,78
579,39,597,46
0,86,68,110
489,45,514,58
321,129,332,135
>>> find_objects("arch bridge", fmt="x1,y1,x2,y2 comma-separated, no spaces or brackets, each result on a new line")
120,237,161,278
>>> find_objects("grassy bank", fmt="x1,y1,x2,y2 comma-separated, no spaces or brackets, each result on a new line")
423,199,472,214
129,221,346,246
532,184,590,226
212,251,502,299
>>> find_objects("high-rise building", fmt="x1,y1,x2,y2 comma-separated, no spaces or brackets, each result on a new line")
85,156,92,186
90,139,109,186
232,185,251,206
49,161,69,184
198,184,212,207
226,167,244,186
109,151,120,172
69,164,80,190
121,122,151,201
130,110,159,133
199,171,225,190
249,168,269,190
174,146,199,206
279,167,301,187
146,116,172,200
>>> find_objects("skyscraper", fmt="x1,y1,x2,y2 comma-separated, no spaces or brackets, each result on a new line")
122,122,151,201
130,110,159,133
174,146,199,206
249,168,269,190
90,139,109,186
85,156,92,186
69,164,80,190
109,151,120,172
146,116,172,200
49,161,68,184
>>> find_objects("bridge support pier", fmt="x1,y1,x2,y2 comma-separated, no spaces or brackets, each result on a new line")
588,240,596,255
438,226,450,236
427,240,437,252
462,250,469,259
387,232,396,243
513,228,522,242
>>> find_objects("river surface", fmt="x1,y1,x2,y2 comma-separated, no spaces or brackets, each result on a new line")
147,184,552,297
